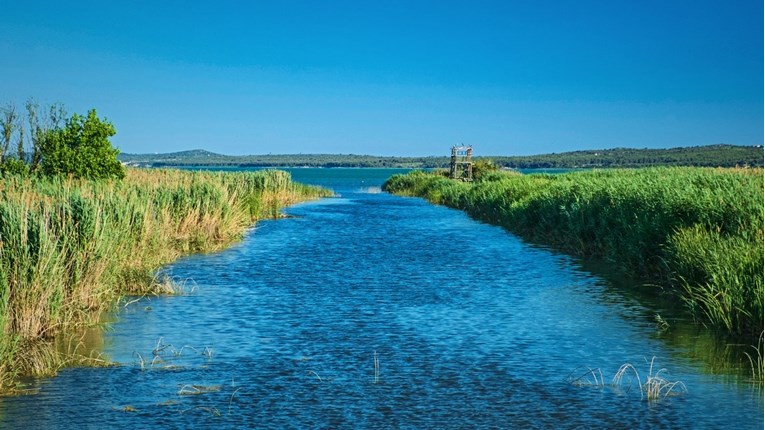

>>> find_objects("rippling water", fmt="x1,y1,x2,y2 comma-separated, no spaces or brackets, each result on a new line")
1,169,762,429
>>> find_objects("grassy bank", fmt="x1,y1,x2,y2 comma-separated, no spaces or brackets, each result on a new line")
383,167,763,340
0,168,331,391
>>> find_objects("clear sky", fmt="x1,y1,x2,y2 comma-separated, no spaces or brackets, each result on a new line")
0,1,762,156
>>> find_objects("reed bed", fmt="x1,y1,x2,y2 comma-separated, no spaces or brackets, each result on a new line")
383,167,764,340
0,167,330,391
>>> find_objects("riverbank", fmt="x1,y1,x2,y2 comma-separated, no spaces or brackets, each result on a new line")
2,168,760,428
0,168,331,392
382,167,763,342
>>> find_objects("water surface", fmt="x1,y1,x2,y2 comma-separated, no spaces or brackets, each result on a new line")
1,168,761,429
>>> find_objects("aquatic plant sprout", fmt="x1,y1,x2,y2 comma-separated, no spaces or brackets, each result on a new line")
568,357,687,401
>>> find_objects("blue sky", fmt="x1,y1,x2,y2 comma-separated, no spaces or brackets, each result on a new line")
0,1,761,156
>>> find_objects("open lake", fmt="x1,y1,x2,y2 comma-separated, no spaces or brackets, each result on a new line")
1,168,761,429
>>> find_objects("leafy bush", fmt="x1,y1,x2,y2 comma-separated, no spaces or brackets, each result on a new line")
471,159,500,181
0,158,29,176
39,109,125,180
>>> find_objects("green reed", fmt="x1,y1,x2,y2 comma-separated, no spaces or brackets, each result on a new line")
383,167,764,339
0,168,330,391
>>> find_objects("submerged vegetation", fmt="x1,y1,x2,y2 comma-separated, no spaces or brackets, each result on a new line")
383,167,764,341
0,168,330,392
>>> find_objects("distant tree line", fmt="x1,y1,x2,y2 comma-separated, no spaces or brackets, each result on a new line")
0,100,124,179
486,145,763,168
120,144,763,169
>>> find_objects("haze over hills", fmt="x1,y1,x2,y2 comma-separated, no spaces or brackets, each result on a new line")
119,144,764,169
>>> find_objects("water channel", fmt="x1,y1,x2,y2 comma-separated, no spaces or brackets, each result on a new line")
1,168,761,429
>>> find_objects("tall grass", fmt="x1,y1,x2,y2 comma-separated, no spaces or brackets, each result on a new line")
568,357,687,401
0,168,330,391
383,167,764,339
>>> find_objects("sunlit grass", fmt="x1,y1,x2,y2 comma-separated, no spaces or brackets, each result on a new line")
568,357,687,401
0,167,330,392
383,167,763,339
613,357,688,401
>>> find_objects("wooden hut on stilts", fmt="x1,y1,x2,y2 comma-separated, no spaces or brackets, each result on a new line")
449,145,473,181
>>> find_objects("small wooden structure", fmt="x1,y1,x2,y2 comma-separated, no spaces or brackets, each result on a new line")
449,145,473,181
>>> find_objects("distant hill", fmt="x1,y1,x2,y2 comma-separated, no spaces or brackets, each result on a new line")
121,149,226,161
119,144,764,169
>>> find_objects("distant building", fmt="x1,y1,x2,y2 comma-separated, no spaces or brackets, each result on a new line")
449,145,473,181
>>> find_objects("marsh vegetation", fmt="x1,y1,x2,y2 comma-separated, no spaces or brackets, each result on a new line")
0,168,330,391
383,167,764,343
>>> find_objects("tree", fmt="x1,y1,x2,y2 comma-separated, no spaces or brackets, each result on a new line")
1,103,18,165
26,100,42,170
2,119,29,176
16,120,24,162
40,109,125,179
24,100,67,173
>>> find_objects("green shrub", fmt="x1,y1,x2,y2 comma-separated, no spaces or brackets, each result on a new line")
0,158,29,177
39,109,125,180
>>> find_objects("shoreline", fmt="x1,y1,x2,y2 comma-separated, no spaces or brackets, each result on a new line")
383,167,764,349
0,168,331,394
